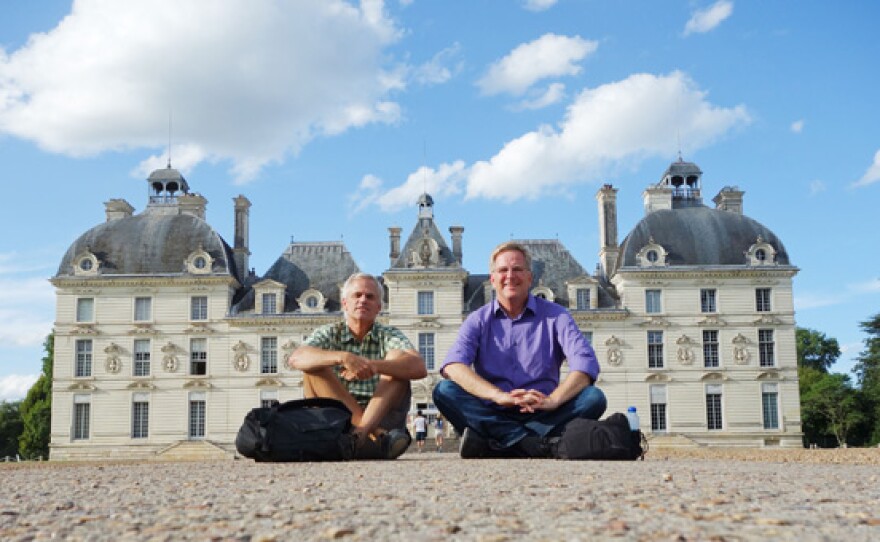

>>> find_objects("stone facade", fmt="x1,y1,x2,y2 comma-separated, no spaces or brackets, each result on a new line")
49,160,802,460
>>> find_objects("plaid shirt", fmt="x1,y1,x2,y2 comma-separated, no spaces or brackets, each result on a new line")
303,320,414,406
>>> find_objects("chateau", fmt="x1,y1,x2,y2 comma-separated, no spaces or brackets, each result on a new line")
50,159,802,459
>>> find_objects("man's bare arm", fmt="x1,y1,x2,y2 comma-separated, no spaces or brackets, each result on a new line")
539,370,592,411
369,349,427,380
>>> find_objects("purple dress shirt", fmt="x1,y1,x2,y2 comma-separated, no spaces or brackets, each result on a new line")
441,295,600,395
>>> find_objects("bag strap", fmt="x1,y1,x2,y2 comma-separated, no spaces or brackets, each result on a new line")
268,397,352,419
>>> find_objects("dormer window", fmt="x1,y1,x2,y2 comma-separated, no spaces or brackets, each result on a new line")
297,288,326,314
636,238,668,267
73,249,100,276
566,276,599,311
185,246,213,275
531,286,554,302
253,279,286,315
746,236,777,266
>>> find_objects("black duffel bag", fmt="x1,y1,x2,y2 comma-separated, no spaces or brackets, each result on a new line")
235,397,356,462
555,412,647,461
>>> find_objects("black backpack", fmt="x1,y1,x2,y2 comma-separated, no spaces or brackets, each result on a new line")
555,412,647,460
235,398,356,462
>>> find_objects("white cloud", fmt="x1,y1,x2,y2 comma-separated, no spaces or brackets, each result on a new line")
684,1,734,36
516,83,566,110
349,161,467,213
477,34,598,96
791,119,804,133
853,149,880,188
523,0,558,12
0,0,403,183
0,374,39,402
808,180,825,196
849,278,880,294
466,71,750,201
413,43,463,86
794,292,841,311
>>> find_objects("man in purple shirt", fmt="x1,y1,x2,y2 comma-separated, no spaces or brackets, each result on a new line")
433,242,606,458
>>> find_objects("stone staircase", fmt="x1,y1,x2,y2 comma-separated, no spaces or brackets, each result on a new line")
646,433,702,449
155,440,234,461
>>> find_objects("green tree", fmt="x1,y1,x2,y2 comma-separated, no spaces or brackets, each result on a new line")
800,371,865,447
796,327,841,372
853,313,880,445
19,333,53,459
0,400,24,458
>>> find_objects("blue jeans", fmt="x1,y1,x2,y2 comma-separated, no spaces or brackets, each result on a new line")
432,380,607,449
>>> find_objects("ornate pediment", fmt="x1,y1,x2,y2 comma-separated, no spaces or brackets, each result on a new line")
71,324,99,335
645,373,671,382
753,314,783,325
67,381,97,391
757,370,783,381
127,381,156,390
128,323,157,335
255,377,284,387
700,371,729,381
697,315,727,327
638,316,671,327
184,322,215,334
415,318,442,329
183,379,213,389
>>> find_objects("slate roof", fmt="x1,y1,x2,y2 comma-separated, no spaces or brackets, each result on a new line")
392,217,458,269
617,203,791,270
56,212,239,279
232,241,359,314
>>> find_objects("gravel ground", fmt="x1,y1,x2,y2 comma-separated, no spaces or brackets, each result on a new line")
2,448,879,541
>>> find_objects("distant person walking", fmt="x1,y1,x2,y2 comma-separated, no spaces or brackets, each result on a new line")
413,410,428,452
434,416,445,452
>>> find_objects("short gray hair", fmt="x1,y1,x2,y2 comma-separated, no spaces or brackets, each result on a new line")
489,241,532,273
341,273,384,310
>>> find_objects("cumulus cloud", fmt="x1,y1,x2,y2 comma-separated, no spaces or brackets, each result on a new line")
790,119,804,133
349,161,467,213
0,374,39,402
684,1,734,36
466,71,750,201
853,149,880,188
516,83,566,110
477,34,597,96
0,0,403,183
523,0,558,12
413,43,463,86
808,180,826,196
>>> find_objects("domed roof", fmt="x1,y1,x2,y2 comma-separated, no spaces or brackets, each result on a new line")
417,193,434,206
617,204,790,270
56,212,239,278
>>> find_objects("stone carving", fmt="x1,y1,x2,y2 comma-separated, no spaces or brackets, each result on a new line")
732,333,751,365
161,342,180,372
232,341,251,372
104,342,122,374
676,335,696,366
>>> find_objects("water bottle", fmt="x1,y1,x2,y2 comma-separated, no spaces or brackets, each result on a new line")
625,406,640,431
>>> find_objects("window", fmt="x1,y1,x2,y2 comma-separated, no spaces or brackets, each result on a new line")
582,331,593,345
645,290,662,314
758,329,775,367
755,288,771,312
706,384,723,430
189,392,206,439
134,297,152,321
417,291,434,315
260,390,279,409
306,296,318,308
700,289,716,313
261,337,278,374
73,395,91,440
576,288,591,310
75,339,92,377
191,296,208,321
132,394,149,439
646,250,658,263
261,293,277,315
190,338,207,375
762,383,779,429
702,330,719,368
76,298,94,322
419,333,435,371
133,339,151,377
647,331,664,368
650,385,667,432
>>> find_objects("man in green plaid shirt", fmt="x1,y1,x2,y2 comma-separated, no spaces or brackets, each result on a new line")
288,273,427,459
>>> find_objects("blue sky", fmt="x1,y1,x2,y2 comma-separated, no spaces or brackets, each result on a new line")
1,0,878,401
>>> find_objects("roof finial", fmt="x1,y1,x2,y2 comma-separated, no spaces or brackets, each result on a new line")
167,109,173,168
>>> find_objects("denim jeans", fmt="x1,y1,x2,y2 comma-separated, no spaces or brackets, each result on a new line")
432,379,607,449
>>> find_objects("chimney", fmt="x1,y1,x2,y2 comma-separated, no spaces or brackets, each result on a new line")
642,185,672,214
713,186,744,215
389,227,402,266
596,184,620,279
449,225,464,264
233,195,251,276
178,193,207,219
104,199,134,221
